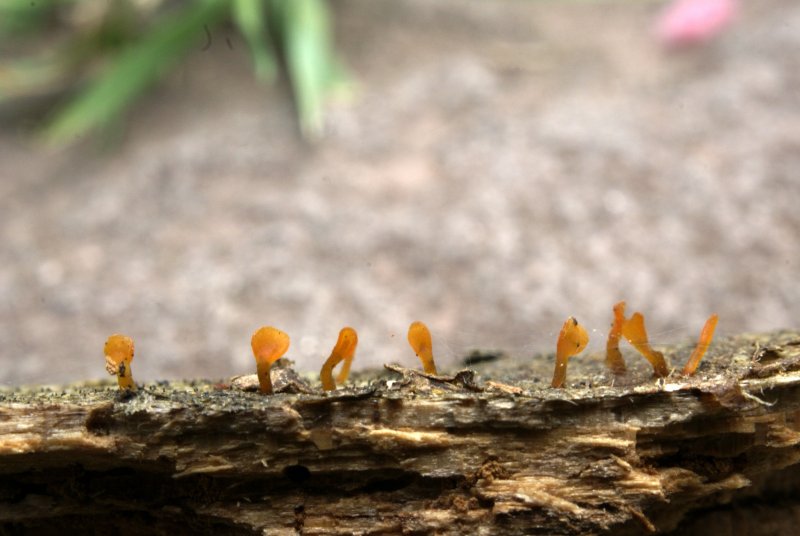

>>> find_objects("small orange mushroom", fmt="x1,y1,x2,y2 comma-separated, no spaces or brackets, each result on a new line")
320,327,358,391
681,314,719,376
620,312,670,377
408,321,438,375
250,326,290,394
605,301,628,376
104,334,136,391
551,317,590,388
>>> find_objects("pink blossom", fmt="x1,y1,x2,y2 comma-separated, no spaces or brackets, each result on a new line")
655,0,738,47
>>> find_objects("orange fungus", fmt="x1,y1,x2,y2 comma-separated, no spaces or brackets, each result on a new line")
681,314,719,376
335,348,355,386
320,327,358,391
104,334,136,391
250,326,290,394
551,317,589,388
620,312,670,377
605,301,628,376
408,321,438,375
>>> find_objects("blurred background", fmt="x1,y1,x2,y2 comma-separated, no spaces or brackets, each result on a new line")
1,0,798,386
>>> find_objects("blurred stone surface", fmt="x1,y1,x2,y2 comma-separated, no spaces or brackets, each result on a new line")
1,0,799,385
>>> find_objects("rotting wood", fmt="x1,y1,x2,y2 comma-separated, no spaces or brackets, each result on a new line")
2,330,800,535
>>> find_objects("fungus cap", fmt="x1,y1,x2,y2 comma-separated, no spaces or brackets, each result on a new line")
621,312,670,377
320,327,358,391
103,334,136,391
250,326,291,394
605,301,628,375
551,317,589,388
408,321,437,375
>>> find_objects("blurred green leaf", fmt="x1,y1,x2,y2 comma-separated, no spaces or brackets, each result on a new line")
2,0,346,144
232,0,276,83
0,0,65,36
43,0,229,145
272,0,339,140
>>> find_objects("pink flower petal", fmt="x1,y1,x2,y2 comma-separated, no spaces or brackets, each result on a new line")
655,0,738,47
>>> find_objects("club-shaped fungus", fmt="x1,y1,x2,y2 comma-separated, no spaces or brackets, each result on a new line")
104,334,136,391
551,317,589,388
681,314,719,376
320,327,358,391
408,321,438,375
605,301,628,376
251,326,290,394
620,312,670,377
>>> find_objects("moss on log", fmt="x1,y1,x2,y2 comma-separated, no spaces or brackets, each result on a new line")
2,330,800,534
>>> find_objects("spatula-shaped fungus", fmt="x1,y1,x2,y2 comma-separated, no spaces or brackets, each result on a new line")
104,334,136,391
408,321,438,375
320,327,358,391
620,312,670,377
681,314,719,376
250,326,290,394
605,301,628,376
551,317,589,388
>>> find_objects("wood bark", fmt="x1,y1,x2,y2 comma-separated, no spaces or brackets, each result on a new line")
2,330,800,535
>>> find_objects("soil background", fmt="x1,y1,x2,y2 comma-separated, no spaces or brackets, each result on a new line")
1,0,799,386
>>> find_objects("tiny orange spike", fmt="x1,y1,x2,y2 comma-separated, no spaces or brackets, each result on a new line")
551,317,590,388
681,314,719,376
408,321,438,375
605,301,628,376
251,326,291,394
620,312,670,377
320,327,358,391
104,334,136,391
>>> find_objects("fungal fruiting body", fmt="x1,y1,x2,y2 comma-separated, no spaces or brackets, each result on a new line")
551,317,590,388
620,312,670,377
104,334,136,391
250,326,291,394
320,327,358,391
681,314,719,376
334,327,358,386
605,301,628,376
408,321,438,375
335,351,354,386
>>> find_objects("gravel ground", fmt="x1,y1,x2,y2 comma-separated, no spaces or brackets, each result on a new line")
1,0,799,386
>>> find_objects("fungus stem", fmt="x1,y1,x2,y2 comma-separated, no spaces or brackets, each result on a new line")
681,314,719,376
251,326,290,394
620,312,670,377
408,321,438,375
104,334,136,391
335,352,354,385
605,301,628,376
320,327,358,391
551,317,589,388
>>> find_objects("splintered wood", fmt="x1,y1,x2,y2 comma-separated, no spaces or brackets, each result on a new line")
2,330,800,535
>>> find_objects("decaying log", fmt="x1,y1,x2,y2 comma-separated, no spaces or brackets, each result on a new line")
2,330,800,534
